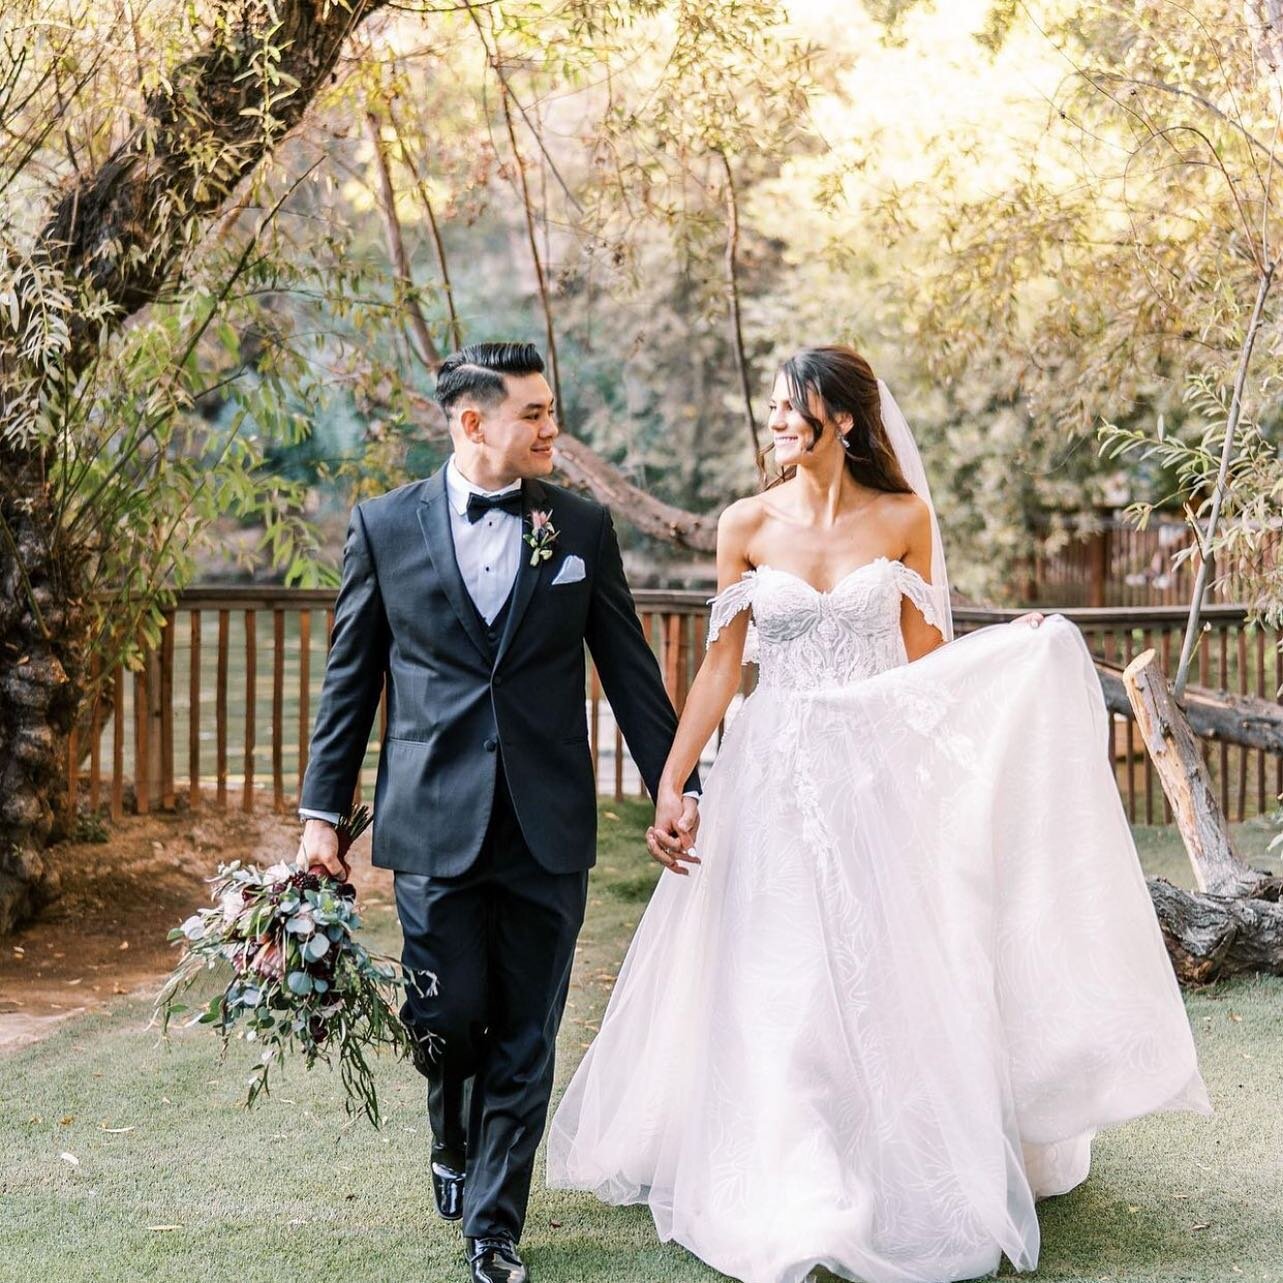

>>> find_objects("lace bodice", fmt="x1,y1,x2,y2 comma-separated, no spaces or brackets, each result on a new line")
706,557,948,692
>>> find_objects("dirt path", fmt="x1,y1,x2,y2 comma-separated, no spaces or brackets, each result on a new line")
0,802,391,1054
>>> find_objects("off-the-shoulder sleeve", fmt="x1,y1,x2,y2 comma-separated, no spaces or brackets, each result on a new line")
890,560,950,637
706,574,759,665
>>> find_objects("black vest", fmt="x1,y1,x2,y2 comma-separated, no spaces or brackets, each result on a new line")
470,583,515,659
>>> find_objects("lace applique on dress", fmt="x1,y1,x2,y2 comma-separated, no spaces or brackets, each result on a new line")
706,573,760,665
890,559,949,635
704,558,946,683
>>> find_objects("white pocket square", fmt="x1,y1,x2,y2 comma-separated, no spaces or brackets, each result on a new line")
551,554,586,586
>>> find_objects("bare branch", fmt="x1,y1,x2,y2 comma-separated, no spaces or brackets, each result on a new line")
364,108,442,372
391,381,719,551
481,18,562,419
718,150,761,468
387,102,462,350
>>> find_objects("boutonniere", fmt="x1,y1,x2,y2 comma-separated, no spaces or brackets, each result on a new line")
523,508,559,567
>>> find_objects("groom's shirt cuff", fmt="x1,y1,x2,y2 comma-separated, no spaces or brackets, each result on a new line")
299,807,341,826
682,789,701,800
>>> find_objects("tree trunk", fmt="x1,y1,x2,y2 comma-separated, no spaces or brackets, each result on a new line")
1123,648,1283,982
1096,656,1283,753
1146,874,1283,983
1123,648,1260,896
0,0,389,936
0,460,86,933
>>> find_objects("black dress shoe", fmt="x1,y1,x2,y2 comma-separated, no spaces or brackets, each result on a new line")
431,1158,465,1221
466,1235,529,1283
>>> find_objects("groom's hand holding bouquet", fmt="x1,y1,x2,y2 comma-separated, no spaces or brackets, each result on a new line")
157,806,433,1127
299,814,350,881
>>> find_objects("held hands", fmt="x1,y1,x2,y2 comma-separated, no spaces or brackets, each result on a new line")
647,790,701,876
1011,611,1044,629
298,817,350,880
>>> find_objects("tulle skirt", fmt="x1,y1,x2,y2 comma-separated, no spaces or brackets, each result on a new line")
546,616,1211,1283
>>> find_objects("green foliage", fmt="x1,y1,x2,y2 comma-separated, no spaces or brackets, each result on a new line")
856,1,1283,610
19,0,1272,625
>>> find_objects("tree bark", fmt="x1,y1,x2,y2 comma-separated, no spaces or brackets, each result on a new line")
1122,649,1261,896
1146,874,1283,983
1096,656,1283,754
0,0,389,935
1121,648,1283,982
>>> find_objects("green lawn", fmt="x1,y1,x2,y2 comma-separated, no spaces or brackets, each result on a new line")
1,805,1280,1283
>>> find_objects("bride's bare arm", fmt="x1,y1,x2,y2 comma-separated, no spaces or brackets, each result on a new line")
656,501,757,803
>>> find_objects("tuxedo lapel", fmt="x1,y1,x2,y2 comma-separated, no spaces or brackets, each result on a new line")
416,467,491,664
493,476,550,669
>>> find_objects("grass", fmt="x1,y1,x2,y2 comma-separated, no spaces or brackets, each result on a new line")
1,803,1281,1283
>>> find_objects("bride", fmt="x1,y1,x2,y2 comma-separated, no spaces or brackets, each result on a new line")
545,345,1211,1283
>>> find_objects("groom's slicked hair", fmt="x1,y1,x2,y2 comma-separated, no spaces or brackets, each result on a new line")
435,342,545,416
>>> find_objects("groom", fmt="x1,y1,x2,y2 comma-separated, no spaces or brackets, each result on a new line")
297,341,701,1283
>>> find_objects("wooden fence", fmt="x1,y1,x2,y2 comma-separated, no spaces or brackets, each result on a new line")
1032,517,1283,608
68,587,1283,829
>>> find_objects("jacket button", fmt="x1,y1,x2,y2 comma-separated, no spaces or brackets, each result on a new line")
484,738,498,752
492,674,503,687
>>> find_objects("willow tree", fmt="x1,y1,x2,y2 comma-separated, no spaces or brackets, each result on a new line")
0,0,392,932
858,1,1283,611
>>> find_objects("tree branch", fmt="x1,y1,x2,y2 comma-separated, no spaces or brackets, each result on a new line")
1174,259,1276,695
387,102,463,351
718,149,761,467
364,108,442,372
392,380,719,550
25,0,390,379
491,39,562,418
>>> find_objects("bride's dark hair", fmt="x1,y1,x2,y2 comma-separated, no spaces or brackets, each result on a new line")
764,345,912,495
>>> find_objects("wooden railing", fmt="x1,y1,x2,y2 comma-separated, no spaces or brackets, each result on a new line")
1032,517,1282,608
70,587,1283,828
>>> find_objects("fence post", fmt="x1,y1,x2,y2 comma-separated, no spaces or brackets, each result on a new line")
1089,528,1110,608
146,642,164,810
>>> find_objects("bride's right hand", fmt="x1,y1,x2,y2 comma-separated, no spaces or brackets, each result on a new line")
647,790,702,876
1011,611,1044,629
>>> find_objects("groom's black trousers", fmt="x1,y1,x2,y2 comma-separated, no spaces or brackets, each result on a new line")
394,759,589,1241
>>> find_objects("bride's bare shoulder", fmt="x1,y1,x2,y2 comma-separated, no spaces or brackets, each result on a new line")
715,494,769,569
878,489,929,531
717,494,769,538
873,490,932,560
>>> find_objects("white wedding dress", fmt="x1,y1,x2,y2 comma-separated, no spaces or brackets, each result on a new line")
546,555,1211,1283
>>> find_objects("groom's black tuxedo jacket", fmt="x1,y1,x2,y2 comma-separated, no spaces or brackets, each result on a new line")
300,466,698,877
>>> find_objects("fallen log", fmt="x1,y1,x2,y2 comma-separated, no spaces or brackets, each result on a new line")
1097,658,1283,754
1122,649,1263,896
1123,648,1283,983
1146,875,1283,983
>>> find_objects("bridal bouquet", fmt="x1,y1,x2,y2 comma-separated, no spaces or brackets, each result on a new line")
156,807,431,1126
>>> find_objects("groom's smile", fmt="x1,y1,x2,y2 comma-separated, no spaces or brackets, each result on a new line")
451,367,559,490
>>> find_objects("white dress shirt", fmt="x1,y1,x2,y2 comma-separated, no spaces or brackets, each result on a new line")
442,454,523,625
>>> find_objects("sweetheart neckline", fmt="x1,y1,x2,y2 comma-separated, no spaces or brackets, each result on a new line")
749,556,897,597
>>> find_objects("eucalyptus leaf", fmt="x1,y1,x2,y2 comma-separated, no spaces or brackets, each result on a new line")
286,971,314,996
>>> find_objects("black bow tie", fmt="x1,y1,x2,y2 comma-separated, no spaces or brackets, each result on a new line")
465,490,523,524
